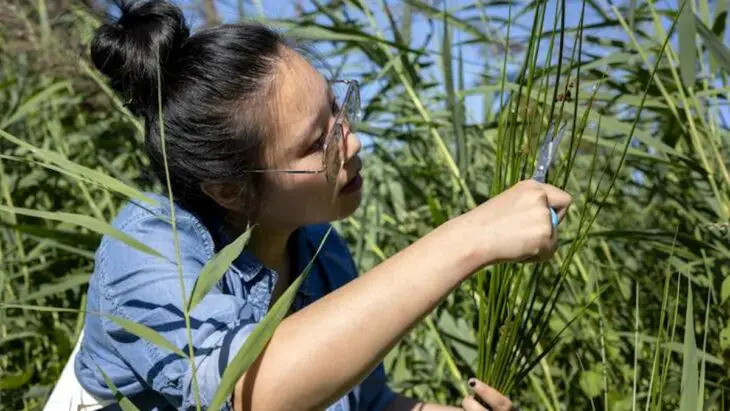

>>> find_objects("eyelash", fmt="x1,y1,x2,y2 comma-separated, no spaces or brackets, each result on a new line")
310,99,339,152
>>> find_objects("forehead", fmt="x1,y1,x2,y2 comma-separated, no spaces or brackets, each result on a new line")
268,51,329,152
277,49,329,102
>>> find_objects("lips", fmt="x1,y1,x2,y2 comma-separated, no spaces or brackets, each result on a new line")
338,156,363,194
344,169,360,185
340,168,363,195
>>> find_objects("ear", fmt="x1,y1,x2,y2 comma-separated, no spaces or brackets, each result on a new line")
200,181,246,212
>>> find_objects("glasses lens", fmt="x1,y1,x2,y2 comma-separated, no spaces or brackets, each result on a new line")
347,84,361,126
324,124,343,183
332,82,360,126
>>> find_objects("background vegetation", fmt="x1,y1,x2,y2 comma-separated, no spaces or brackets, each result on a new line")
1,0,729,410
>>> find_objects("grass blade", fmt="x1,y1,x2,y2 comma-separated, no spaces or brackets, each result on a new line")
695,14,730,73
106,315,187,358
441,9,467,180
679,279,698,411
10,273,89,303
97,366,141,411
0,205,164,259
629,0,637,30
0,129,157,207
721,276,730,304
187,227,252,312
0,81,71,128
678,0,697,87
698,288,711,411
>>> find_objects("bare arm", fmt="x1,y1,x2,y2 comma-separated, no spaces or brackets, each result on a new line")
233,180,571,411
234,218,482,411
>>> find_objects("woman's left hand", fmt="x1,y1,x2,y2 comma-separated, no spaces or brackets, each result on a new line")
461,378,515,411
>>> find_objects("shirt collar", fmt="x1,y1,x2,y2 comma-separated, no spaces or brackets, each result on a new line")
205,214,319,295
201,213,265,283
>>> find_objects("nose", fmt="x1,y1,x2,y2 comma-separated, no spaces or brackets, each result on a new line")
342,122,361,161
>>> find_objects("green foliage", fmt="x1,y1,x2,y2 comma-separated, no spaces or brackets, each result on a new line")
1,0,729,410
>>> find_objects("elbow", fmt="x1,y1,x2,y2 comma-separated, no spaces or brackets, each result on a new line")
231,355,327,411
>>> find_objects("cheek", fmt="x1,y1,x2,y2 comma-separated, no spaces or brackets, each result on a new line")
285,174,331,198
263,174,338,219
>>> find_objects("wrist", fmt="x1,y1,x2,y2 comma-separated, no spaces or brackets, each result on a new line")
436,215,495,279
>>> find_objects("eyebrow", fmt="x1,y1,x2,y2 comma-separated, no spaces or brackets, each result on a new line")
295,90,335,154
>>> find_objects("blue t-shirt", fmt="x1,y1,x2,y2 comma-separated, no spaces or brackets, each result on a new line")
74,193,395,410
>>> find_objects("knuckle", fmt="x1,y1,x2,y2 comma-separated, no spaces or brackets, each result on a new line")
519,179,539,192
539,223,552,239
563,191,573,203
533,188,547,202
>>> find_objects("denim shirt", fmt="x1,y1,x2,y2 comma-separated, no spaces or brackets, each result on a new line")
75,193,395,410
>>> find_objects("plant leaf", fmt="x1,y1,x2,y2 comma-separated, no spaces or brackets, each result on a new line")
0,366,33,389
720,326,730,351
721,276,730,304
187,227,253,312
106,315,186,358
265,20,423,55
1,81,70,128
0,205,163,259
695,14,730,74
0,129,157,207
579,369,603,398
12,273,90,303
679,280,698,411
97,366,141,411
679,0,697,87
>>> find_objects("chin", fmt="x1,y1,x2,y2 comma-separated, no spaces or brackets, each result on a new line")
332,190,363,221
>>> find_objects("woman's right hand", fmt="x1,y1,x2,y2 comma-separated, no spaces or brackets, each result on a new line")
453,179,572,266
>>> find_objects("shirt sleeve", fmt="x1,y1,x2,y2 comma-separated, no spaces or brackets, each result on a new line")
96,213,255,411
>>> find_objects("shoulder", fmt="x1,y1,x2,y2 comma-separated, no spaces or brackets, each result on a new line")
89,194,217,306
98,192,215,264
89,193,223,322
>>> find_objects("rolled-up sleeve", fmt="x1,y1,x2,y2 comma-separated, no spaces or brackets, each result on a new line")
97,213,254,410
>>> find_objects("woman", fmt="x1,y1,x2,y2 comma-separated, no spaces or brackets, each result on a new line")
74,1,572,410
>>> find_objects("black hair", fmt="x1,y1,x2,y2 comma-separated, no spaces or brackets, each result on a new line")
91,0,286,222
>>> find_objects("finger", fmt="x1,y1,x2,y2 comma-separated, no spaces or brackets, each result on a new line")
539,184,572,219
462,395,489,411
468,379,513,411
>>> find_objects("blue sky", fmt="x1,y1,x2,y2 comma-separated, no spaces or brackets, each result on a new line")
185,0,613,123
197,0,701,122
170,0,727,169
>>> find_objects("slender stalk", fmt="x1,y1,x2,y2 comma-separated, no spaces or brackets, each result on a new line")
154,46,202,410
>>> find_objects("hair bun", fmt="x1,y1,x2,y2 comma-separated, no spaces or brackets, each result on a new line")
91,0,190,116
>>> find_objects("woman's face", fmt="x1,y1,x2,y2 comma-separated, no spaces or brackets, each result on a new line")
255,49,364,231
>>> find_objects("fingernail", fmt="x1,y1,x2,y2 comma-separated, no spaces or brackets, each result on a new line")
468,378,476,388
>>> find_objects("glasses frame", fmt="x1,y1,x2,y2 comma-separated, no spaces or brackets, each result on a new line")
243,79,361,184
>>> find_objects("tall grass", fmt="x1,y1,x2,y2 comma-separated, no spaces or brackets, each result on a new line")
1,0,728,410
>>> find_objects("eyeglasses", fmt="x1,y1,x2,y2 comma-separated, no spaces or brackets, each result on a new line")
244,79,361,184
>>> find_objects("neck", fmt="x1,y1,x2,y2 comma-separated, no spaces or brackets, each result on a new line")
249,224,295,278
219,213,296,278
